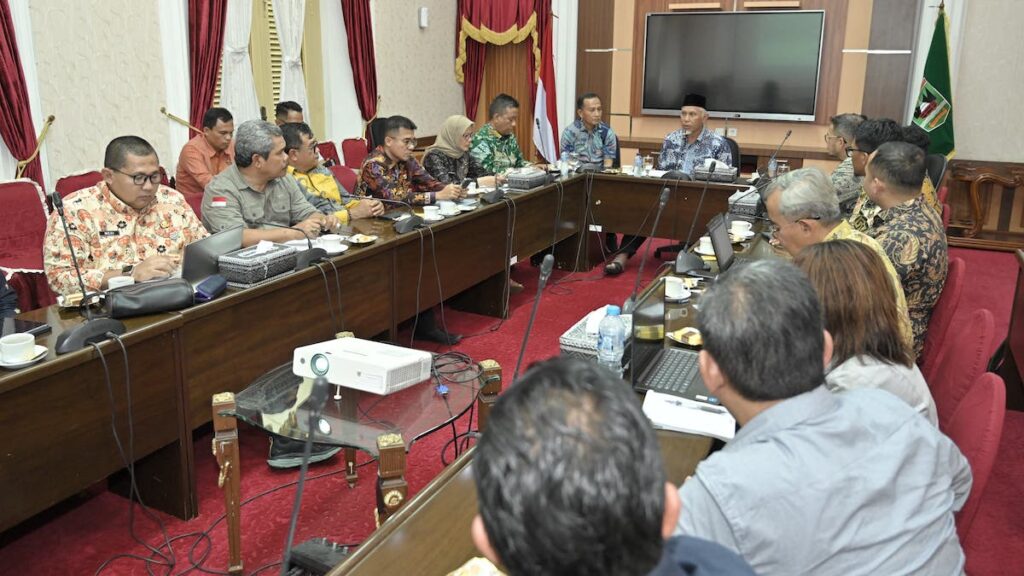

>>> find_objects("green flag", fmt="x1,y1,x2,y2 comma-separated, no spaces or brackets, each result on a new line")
912,6,955,156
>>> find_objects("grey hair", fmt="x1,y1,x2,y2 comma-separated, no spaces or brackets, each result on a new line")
765,167,841,224
830,113,866,140
234,120,283,168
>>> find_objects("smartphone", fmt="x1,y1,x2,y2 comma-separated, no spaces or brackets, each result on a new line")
460,177,474,188
1,317,52,338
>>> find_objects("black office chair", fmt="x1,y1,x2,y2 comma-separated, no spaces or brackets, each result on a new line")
655,138,741,259
926,153,948,189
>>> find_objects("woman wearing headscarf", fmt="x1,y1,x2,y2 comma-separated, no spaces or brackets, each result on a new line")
423,115,505,187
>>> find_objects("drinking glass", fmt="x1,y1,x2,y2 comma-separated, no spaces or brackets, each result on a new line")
568,152,580,172
643,155,654,175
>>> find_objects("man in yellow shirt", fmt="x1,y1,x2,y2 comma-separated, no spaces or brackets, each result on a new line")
281,122,383,222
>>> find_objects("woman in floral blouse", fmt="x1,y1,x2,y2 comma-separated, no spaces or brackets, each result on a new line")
422,115,504,188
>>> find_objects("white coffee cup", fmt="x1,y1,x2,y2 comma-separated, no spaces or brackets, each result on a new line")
320,234,343,249
107,276,135,290
698,236,713,253
438,200,458,215
0,333,35,363
423,205,440,218
665,276,691,301
730,220,752,234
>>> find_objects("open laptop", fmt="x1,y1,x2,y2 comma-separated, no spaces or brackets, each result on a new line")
628,278,720,405
181,226,244,287
707,212,753,273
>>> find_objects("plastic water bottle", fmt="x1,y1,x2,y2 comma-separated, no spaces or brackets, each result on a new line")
634,152,644,177
560,151,569,178
597,305,626,378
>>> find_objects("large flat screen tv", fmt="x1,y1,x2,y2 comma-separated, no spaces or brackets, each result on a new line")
642,10,825,121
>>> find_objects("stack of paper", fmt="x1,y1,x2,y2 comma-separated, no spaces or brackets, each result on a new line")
642,391,736,441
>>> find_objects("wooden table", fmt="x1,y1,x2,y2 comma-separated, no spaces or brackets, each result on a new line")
1,172,740,532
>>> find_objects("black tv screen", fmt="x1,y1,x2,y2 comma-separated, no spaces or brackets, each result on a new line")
642,11,825,121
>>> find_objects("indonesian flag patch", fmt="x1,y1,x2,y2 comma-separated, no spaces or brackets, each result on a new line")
211,196,227,207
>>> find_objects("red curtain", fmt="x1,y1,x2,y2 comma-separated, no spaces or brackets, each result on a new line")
341,0,378,121
188,0,227,128
463,40,486,121
0,0,43,187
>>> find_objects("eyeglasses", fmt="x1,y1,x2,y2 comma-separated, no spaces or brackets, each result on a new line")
845,147,867,159
113,168,161,186
400,138,417,149
767,216,822,237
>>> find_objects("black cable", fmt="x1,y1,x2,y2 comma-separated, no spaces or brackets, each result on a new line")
280,406,321,575
313,263,340,336
424,225,452,343
408,227,426,346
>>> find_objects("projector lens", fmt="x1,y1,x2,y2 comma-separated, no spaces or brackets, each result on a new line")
311,353,329,376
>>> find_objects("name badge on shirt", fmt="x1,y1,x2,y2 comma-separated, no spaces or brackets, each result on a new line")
211,196,228,207
99,230,120,237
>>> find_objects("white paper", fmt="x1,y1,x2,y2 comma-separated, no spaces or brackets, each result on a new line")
648,169,668,178
254,240,275,254
642,391,736,441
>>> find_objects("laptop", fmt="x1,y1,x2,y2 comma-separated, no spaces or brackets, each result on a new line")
707,212,752,273
628,278,720,405
181,226,244,288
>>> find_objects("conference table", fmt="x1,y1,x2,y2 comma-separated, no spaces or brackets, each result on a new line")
0,171,751,533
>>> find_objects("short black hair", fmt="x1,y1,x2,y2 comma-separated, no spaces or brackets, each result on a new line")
869,141,927,191
852,118,902,154
576,92,601,110
384,115,417,137
901,124,931,154
275,101,303,118
474,357,667,576
697,260,825,401
280,122,314,153
104,136,158,170
829,113,866,141
488,93,519,119
202,107,233,130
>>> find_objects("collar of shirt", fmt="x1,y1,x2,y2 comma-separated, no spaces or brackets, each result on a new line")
483,123,512,142
222,163,283,194
877,194,922,223
572,118,604,133
727,386,836,450
824,219,854,239
370,145,401,169
98,180,154,217
193,133,232,161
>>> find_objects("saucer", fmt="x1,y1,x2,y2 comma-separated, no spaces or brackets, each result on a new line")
0,345,47,370
457,203,477,212
347,234,378,246
440,210,461,217
422,213,445,222
319,243,349,256
730,229,755,241
695,246,716,256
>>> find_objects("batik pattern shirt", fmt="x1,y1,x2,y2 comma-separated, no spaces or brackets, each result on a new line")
658,128,732,175
43,182,208,296
831,157,863,217
469,124,526,173
421,150,491,185
851,179,938,234
870,195,948,357
356,146,443,205
560,119,618,164
824,220,914,351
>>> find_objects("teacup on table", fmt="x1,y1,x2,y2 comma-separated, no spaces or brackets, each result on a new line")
698,236,713,253
438,200,459,216
0,333,35,363
423,205,440,218
320,234,344,250
730,220,752,235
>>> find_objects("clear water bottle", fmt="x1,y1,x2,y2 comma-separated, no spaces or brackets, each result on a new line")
597,305,626,378
560,150,569,178
634,152,644,177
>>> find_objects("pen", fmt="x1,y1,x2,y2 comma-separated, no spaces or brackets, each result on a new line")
663,398,727,414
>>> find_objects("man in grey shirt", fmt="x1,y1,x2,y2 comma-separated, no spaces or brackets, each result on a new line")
678,260,971,575
202,120,339,246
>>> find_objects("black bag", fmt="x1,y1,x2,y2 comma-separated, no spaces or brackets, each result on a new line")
105,278,194,319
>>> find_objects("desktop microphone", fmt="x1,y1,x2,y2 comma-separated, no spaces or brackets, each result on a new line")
255,221,328,271
371,197,425,234
765,129,793,173
280,376,330,575
623,187,671,314
674,161,717,275
50,192,127,355
512,254,554,382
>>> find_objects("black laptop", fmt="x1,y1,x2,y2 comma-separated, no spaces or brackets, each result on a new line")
628,278,720,405
707,212,756,273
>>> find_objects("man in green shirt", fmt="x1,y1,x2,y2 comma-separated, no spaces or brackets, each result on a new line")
470,94,528,174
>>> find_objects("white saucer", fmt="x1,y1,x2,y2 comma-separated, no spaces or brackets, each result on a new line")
319,243,349,256
457,204,477,212
0,345,47,369
695,246,716,256
440,210,461,217
284,239,349,255
422,213,445,222
730,229,755,240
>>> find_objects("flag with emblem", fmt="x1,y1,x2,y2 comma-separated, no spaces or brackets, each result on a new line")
912,4,955,157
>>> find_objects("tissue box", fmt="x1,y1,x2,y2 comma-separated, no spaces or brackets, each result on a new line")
559,313,633,360
217,243,297,289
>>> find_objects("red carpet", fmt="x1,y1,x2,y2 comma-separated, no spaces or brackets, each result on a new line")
0,243,1021,575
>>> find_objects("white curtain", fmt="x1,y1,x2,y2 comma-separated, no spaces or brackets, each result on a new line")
552,0,579,137
272,0,308,119
320,0,363,140
159,0,191,174
1,0,49,184
219,0,261,123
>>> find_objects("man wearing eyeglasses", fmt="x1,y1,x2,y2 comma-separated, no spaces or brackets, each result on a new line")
844,118,904,232
823,113,866,216
356,115,463,205
43,136,209,296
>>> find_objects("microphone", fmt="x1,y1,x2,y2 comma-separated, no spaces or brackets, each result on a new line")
49,192,127,355
280,376,330,575
623,187,671,314
753,129,793,184
370,196,425,234
674,161,717,275
255,221,328,271
512,254,554,381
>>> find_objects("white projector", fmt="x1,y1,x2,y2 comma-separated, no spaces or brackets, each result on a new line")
293,337,433,396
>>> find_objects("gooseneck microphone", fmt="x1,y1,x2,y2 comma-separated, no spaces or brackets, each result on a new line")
370,196,425,234
255,221,328,271
280,376,330,575
513,254,554,381
674,161,718,275
50,192,127,355
765,129,793,175
623,187,671,314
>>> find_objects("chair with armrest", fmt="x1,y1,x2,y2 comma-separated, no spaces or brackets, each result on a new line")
931,308,996,429
54,169,103,199
341,138,369,169
0,179,57,312
329,165,359,195
317,141,342,167
920,257,965,382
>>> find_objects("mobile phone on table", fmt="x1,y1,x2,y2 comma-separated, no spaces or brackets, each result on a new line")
1,317,52,337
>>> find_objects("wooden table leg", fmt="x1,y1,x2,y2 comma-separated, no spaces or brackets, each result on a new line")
476,359,503,432
374,433,407,527
212,393,243,576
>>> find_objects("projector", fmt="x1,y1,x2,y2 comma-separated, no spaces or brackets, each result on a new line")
293,338,433,396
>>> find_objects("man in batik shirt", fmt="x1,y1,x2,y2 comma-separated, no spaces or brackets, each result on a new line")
356,115,463,205
658,93,732,175
847,118,904,232
43,136,208,297
560,92,618,167
825,113,866,216
470,94,528,174
864,142,948,356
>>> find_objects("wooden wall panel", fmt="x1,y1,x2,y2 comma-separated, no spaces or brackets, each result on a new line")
576,0,615,111
479,42,536,161
861,0,920,120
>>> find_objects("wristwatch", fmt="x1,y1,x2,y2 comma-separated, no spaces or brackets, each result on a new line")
121,264,134,276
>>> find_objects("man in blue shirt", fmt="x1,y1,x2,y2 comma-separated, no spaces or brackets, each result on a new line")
678,260,971,575
470,357,755,576
659,93,732,175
